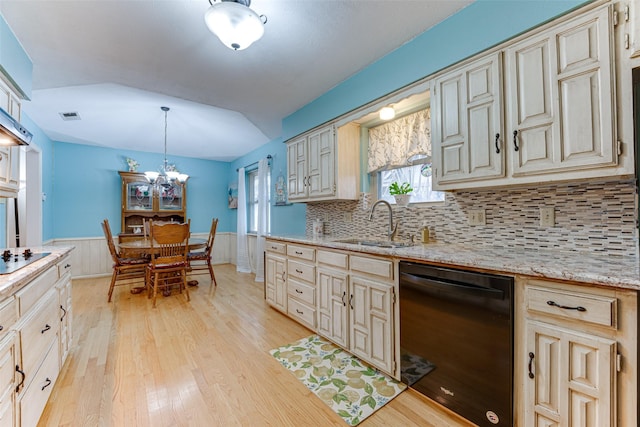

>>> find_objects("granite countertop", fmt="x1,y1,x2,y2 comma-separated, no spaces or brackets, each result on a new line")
266,235,640,291
0,246,75,299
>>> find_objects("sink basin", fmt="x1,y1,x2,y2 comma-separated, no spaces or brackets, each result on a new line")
333,238,415,248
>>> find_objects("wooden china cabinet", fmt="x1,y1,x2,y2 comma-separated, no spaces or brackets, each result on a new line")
118,171,188,242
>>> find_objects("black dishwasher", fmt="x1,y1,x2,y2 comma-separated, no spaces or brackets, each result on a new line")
399,261,513,427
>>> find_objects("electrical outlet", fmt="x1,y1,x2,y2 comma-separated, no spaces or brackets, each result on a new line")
343,212,352,222
468,209,486,226
323,213,329,222
540,207,555,227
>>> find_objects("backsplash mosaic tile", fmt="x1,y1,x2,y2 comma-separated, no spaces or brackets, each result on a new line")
306,179,638,257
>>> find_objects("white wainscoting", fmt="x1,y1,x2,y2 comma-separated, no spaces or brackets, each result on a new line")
47,232,262,279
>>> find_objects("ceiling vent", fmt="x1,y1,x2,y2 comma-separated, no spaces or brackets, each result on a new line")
59,111,81,121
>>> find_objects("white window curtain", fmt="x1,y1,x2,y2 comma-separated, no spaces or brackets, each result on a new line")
254,158,269,282
236,167,251,273
367,108,431,173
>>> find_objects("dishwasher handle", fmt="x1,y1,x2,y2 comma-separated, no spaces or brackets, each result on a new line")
400,271,504,299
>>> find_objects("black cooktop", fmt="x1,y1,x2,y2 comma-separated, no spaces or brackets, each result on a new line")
0,250,50,275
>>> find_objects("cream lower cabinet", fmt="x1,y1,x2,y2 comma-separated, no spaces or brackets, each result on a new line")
265,241,287,314
317,249,396,377
285,244,316,330
317,250,349,349
0,253,74,427
56,257,73,367
518,277,637,427
0,332,16,427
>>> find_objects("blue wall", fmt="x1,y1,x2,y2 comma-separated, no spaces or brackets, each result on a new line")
50,142,233,238
228,138,306,235
2,0,590,242
0,15,32,98
282,0,587,140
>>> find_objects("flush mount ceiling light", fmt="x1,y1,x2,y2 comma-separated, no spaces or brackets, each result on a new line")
204,0,267,51
379,107,396,121
144,107,188,188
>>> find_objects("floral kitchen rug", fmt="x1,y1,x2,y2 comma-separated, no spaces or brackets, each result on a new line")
269,335,407,426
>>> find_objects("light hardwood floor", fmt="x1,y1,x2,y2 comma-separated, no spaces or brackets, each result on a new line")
39,264,472,426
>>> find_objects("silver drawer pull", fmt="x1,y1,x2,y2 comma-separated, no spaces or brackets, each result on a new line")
546,300,586,312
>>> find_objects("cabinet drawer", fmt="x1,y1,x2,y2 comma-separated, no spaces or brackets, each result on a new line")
288,260,315,284
288,279,315,306
287,298,316,330
287,244,315,262
266,241,286,255
15,267,57,316
317,250,348,270
18,338,59,427
0,299,16,339
57,257,72,279
350,255,393,280
18,290,58,379
526,285,617,328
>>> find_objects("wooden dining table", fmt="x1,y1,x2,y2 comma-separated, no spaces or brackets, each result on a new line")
118,237,208,292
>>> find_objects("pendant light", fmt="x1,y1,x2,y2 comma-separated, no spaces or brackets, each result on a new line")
144,106,188,189
204,0,267,51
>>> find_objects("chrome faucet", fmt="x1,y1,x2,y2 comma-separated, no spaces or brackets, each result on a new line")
368,200,399,241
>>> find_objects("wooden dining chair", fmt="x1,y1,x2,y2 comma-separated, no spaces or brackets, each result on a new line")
101,219,148,302
146,219,191,308
187,218,218,287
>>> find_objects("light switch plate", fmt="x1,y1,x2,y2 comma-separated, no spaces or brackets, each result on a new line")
540,207,555,227
468,209,486,226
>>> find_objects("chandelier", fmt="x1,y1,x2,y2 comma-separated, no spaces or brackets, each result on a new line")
144,106,188,189
204,0,267,51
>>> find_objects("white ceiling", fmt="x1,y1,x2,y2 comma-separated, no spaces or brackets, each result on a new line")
0,0,473,161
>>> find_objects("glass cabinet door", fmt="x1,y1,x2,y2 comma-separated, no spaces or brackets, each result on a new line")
126,181,153,210
159,183,183,210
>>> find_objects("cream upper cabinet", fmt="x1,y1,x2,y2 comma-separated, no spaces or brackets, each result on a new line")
431,52,504,187
505,5,616,177
432,4,622,191
286,122,359,202
306,126,335,199
0,77,22,195
286,136,307,200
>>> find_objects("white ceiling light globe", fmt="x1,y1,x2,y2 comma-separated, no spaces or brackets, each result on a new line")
204,1,265,51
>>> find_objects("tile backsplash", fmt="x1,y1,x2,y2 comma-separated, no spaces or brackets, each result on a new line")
306,179,638,257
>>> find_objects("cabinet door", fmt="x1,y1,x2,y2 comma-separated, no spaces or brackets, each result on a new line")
0,333,16,427
317,267,349,348
287,137,308,200
524,320,616,427
349,276,394,374
307,126,335,199
432,52,504,188
265,254,287,313
506,6,616,176
0,148,10,187
57,276,72,367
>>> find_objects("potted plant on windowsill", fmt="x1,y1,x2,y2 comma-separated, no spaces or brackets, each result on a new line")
389,181,413,207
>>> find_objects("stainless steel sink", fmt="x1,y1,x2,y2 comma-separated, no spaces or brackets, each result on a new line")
333,238,415,248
